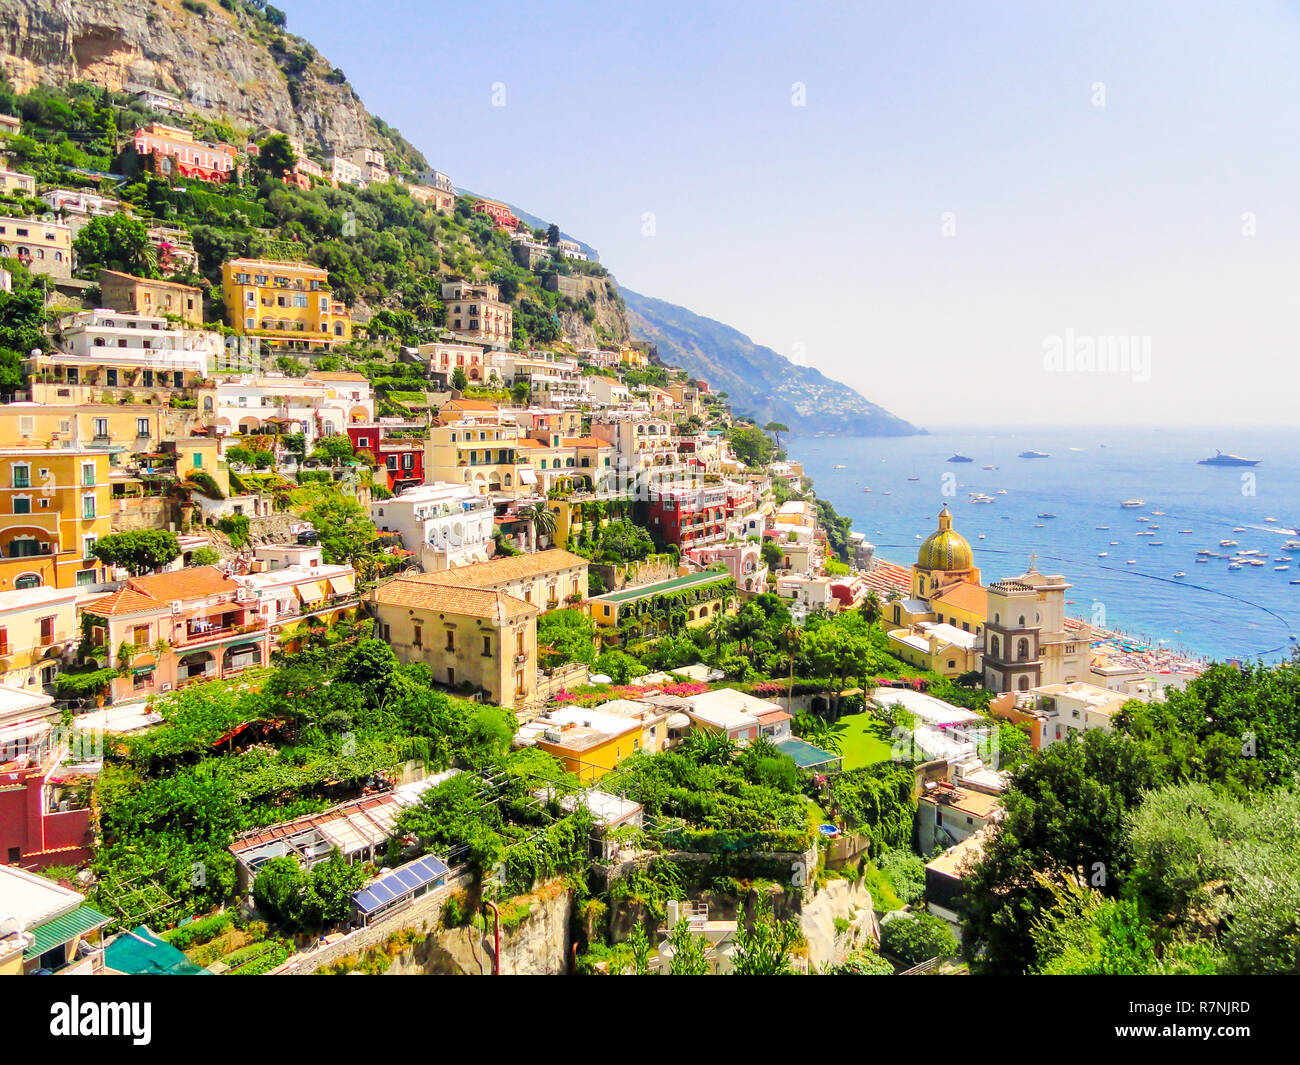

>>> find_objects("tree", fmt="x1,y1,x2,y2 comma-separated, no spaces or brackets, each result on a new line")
291,484,376,565
0,270,48,399
597,519,653,563
727,425,775,468
546,223,560,247
308,434,355,466
537,609,596,668
73,213,158,277
188,545,221,567
859,591,883,630
593,650,643,685
732,897,800,975
881,911,957,965
665,913,710,975
92,530,180,576
252,856,308,929
255,133,297,179
760,539,785,570
525,500,558,548
824,950,894,975
763,421,790,451
451,366,468,392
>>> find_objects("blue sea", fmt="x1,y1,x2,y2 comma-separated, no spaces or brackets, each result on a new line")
792,426,1300,663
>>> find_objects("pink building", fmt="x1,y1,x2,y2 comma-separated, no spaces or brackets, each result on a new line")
82,567,271,703
684,542,768,594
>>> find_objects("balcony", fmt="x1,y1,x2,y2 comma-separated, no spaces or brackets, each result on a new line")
175,616,267,648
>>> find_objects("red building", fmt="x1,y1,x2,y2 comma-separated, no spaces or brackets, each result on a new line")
348,424,426,494
643,484,728,549
472,199,520,230
0,687,94,869
132,123,238,183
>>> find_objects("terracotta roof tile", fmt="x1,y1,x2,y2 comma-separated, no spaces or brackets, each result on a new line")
127,566,241,603
306,371,368,382
930,581,987,613
562,437,609,448
83,587,164,618
371,580,535,620
408,549,588,589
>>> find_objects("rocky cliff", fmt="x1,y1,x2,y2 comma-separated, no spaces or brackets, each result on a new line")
0,0,426,167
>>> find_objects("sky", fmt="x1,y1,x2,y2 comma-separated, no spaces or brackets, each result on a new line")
279,0,1300,430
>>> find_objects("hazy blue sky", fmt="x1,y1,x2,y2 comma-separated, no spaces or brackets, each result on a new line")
280,0,1300,429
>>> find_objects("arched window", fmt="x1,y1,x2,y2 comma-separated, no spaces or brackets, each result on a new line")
1018,615,1026,627
1017,676,1030,691
990,635,1000,658
15,573,42,589
1017,638,1030,661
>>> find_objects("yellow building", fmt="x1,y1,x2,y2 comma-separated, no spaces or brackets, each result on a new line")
587,570,735,633
0,215,73,279
222,258,353,351
409,549,588,610
367,578,538,709
0,447,114,591
885,507,987,637
532,714,644,783
425,422,529,496
0,584,80,689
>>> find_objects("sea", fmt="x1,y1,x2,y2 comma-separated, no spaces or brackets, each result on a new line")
791,426,1300,664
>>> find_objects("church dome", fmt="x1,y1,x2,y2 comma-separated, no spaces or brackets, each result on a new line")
917,506,973,571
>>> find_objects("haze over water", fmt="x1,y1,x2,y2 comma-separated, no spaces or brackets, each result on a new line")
794,426,1300,663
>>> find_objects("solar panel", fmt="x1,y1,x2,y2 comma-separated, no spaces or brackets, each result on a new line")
351,855,450,914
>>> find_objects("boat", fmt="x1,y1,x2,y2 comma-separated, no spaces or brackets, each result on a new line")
1148,541,1164,546
882,490,892,495
996,490,1008,495
862,487,871,493
1018,450,1050,459
1126,559,1137,565
1178,530,1193,534
1198,450,1260,467
982,464,998,470
1038,513,1057,519
1148,524,1160,530
1034,523,1045,528
907,476,920,482
1110,541,1119,545
978,534,985,539
1195,557,1209,563
1098,551,1108,557
1229,563,1242,570
1284,540,1300,550
1249,559,1266,567
1276,566,1290,572
1196,549,1215,556
1174,572,1186,578
947,454,974,463
1265,517,1278,523
1233,527,1247,533
1095,525,1110,530
833,464,846,469
1121,500,1145,508
968,493,995,504
1292,579,1300,585
1151,511,1166,516
1137,531,1155,537
1136,516,1149,522
1220,540,1238,547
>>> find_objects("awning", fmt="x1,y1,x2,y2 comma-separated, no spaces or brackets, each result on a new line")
24,905,111,961
294,581,324,602
329,574,355,596
518,467,537,484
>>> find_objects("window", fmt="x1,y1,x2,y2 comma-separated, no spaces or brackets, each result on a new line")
84,534,96,559
446,629,455,652
12,464,30,488
482,635,491,657
412,623,422,648
137,418,149,437
94,418,108,438
82,494,96,520
13,496,30,514
81,462,96,487
76,568,96,587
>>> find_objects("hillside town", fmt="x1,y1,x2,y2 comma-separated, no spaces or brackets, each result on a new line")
0,5,1292,992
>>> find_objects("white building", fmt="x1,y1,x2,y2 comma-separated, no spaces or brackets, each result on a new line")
52,309,219,377
329,154,368,189
232,544,357,626
370,482,495,572
205,372,373,441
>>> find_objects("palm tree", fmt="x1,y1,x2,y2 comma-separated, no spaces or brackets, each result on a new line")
860,590,883,631
763,422,790,451
525,501,558,549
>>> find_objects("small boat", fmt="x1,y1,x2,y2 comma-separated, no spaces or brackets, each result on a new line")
1110,541,1119,545
1196,549,1215,556
1148,541,1164,546
1173,572,1186,578
978,534,985,539
1195,557,1209,563
1137,516,1149,522
1198,450,1260,467
1098,552,1108,557
982,464,998,470
1137,530,1155,536
1018,450,1050,459
862,487,872,493
1038,513,1057,519
1275,566,1290,572
1265,517,1278,523
1126,559,1137,565
1233,527,1247,533
1034,523,1045,528
1291,579,1300,585
1284,540,1300,550
882,490,892,495
907,476,920,482
948,454,974,463
996,490,1008,495
1121,500,1145,508
1220,540,1238,547
1178,530,1193,534
1248,559,1266,567
1148,524,1160,530
833,464,846,469
1151,511,1166,516
1229,563,1242,570
1095,525,1110,530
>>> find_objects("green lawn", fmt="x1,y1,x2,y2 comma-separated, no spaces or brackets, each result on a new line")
834,713,894,771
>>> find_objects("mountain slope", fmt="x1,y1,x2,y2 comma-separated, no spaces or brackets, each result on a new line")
0,0,429,171
623,288,921,437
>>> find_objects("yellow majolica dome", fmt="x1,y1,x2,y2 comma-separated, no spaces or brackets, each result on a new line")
917,506,973,571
